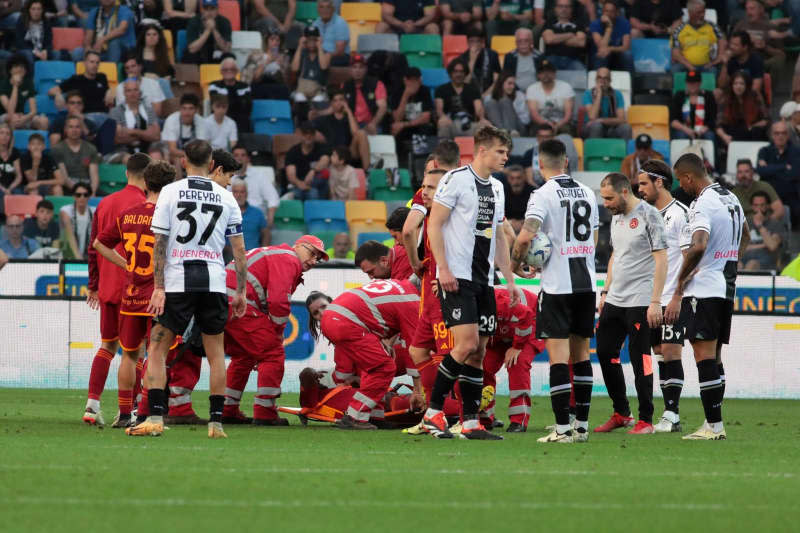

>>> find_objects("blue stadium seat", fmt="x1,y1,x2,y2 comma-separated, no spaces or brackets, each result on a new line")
357,231,392,248
626,139,670,163
176,30,187,62
421,68,449,100
13,130,49,150
632,39,671,73
252,99,294,137
33,61,75,93
304,200,348,233
26,95,59,121
88,197,102,209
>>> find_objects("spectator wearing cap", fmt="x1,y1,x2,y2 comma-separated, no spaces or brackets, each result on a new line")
780,101,800,147
542,0,588,71
161,93,210,164
732,158,785,221
22,199,60,249
717,31,764,97
457,27,501,96
390,67,436,160
757,122,800,225
671,0,726,74
184,0,232,64
0,215,39,259
285,121,331,200
209,56,253,132
247,0,300,35
670,69,717,142
526,59,574,135
313,87,371,170
312,0,351,67
502,28,542,94
589,0,633,72
0,54,49,132
115,52,166,118
486,72,530,137
375,0,439,35
73,0,137,63
582,66,632,140
292,26,330,106
435,58,491,139
715,70,768,149
620,134,664,182
440,0,483,36
341,53,388,135
107,78,161,164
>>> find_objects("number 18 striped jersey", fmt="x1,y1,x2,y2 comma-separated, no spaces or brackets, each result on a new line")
524,175,599,294
151,175,242,294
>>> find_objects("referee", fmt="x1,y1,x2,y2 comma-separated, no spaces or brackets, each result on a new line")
594,173,667,435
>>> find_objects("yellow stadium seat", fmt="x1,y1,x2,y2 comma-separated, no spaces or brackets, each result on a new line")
573,138,584,171
341,3,381,50
490,35,516,65
627,105,670,141
163,30,175,64
345,200,387,226
76,61,118,91
200,63,222,93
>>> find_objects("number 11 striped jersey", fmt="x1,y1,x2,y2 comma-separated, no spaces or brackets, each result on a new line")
524,175,599,295
97,201,156,315
151,176,242,294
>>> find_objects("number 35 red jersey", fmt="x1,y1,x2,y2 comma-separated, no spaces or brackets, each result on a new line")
97,201,156,315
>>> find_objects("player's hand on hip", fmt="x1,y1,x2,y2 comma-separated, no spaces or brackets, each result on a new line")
86,289,99,310
438,269,458,293
664,295,681,324
647,302,663,329
232,291,247,318
147,288,165,316
504,347,522,368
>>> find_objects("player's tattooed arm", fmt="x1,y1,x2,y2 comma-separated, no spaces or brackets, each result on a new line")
676,230,708,296
510,218,541,271
738,218,751,259
153,233,168,289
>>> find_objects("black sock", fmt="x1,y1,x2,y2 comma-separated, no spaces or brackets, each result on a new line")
697,359,723,424
718,362,726,401
458,364,483,420
149,388,165,417
550,363,571,426
572,360,593,424
430,355,463,411
663,360,684,414
598,353,630,417
209,395,224,423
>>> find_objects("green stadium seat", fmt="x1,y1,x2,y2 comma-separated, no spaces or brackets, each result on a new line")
98,163,127,192
274,200,306,231
368,169,413,201
316,230,341,250
45,195,74,213
584,139,627,172
295,1,318,24
400,34,443,69
673,72,715,93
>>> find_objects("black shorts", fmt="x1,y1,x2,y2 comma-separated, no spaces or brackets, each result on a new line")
596,303,651,359
437,279,497,336
156,292,229,336
536,291,596,339
681,297,733,345
650,305,688,347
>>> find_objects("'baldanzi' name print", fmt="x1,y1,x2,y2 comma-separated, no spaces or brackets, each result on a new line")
122,214,152,225
556,188,589,199
178,189,222,203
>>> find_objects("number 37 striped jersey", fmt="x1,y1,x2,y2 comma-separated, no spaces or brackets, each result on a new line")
151,176,242,294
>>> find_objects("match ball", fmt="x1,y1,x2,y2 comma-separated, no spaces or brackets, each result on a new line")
526,233,553,269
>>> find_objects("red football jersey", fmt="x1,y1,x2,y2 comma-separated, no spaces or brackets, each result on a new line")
97,201,156,315
89,184,147,303
327,279,419,342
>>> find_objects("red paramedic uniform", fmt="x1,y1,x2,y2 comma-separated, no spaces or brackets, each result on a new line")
483,288,545,428
223,245,304,421
390,242,413,280
321,279,419,423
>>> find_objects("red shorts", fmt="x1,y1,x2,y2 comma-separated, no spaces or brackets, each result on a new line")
118,313,151,352
224,313,285,360
411,299,453,356
100,301,121,342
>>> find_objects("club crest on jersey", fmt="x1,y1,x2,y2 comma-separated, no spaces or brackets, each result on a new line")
452,308,462,320
690,297,698,313
629,218,639,229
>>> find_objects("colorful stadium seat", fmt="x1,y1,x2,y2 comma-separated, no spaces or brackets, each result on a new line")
52,28,84,51
345,200,386,226
357,33,400,54
33,61,75,93
627,105,670,140
176,30,187,62
631,39,671,73
357,231,392,248
442,35,467,68
353,168,367,200
584,139,626,172
251,100,293,137
573,137,584,170
76,61,119,91
305,200,348,233
26,95,59,122
98,163,127,192
341,2,381,50
400,34,443,69
490,35,516,65
45,196,74,213
274,200,306,231
13,130,49,151
271,229,305,246
218,0,241,31
368,169,413,201
628,138,671,163
3,195,42,218
295,1,318,24
316,230,340,250
725,141,769,176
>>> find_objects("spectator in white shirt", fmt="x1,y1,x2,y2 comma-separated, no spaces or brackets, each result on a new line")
232,143,279,225
526,59,575,135
114,53,166,118
204,94,238,150
107,79,161,164
161,93,209,164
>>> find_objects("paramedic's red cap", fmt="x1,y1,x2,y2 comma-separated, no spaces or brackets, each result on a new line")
351,53,366,65
686,70,701,83
296,235,329,260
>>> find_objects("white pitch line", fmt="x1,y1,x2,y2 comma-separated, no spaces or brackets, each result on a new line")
0,496,788,513
0,463,795,479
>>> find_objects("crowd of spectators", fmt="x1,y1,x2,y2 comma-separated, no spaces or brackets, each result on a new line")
0,0,798,272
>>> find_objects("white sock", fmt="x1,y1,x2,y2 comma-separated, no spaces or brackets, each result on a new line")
709,421,724,433
86,399,100,412
575,420,589,432
463,418,480,430
556,423,572,434
663,410,679,423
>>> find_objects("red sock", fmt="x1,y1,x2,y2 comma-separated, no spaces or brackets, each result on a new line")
118,389,134,416
133,359,144,405
88,348,114,401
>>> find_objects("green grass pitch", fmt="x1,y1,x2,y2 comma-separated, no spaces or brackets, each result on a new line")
1,389,799,533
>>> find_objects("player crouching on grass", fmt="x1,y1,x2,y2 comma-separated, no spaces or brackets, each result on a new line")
221,235,328,426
